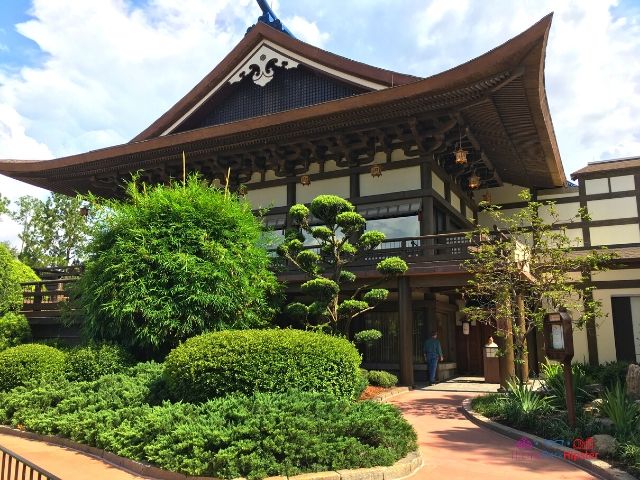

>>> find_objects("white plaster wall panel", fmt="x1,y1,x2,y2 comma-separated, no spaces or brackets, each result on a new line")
610,175,635,192
593,269,640,282
537,187,579,199
587,197,638,221
450,191,461,212
590,224,640,246
432,172,446,198
265,170,278,181
360,166,421,197
246,185,287,209
307,162,321,174
466,205,475,222
538,202,581,224
473,183,527,205
572,317,590,364
565,228,584,247
246,171,262,184
371,151,386,165
296,177,350,204
585,178,609,195
594,289,640,363
323,160,340,172
390,148,419,162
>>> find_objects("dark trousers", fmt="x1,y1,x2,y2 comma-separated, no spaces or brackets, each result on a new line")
426,354,439,383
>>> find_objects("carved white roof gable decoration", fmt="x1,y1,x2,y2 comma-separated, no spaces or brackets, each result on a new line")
229,44,299,87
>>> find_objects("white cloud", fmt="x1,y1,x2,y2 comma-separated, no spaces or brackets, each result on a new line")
285,15,330,47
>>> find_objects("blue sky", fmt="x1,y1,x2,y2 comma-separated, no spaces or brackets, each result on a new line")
0,0,639,246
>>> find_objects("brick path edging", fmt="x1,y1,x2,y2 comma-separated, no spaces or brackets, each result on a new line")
369,386,412,402
0,423,423,480
460,398,636,480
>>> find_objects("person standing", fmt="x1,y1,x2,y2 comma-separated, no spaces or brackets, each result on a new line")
423,330,444,385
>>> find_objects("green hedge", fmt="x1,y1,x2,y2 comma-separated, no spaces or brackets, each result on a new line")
164,329,363,402
0,312,31,351
0,344,66,391
368,370,398,388
0,367,416,479
65,344,133,382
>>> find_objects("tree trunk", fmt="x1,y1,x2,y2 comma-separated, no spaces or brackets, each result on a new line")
515,294,529,383
497,297,516,389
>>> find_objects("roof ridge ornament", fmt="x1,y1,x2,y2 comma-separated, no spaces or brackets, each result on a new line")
247,0,295,38
229,43,299,87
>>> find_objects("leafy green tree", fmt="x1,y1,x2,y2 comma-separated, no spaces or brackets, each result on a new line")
278,195,408,336
462,190,614,382
10,193,92,267
76,175,281,356
0,243,39,314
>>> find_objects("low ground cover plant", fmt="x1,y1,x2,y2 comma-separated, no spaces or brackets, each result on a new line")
164,329,364,402
368,370,398,388
0,363,416,479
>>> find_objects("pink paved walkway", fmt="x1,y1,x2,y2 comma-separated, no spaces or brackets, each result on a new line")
0,433,149,480
390,389,597,480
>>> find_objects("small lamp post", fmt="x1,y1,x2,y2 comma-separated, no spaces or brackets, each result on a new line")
483,337,500,383
543,310,575,426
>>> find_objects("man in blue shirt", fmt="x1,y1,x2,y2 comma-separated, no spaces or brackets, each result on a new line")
423,330,444,385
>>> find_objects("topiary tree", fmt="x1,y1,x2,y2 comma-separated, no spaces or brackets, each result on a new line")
0,312,31,351
76,175,281,356
277,195,407,335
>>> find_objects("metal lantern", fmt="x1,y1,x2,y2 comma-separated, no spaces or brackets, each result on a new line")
237,184,248,196
454,145,468,165
468,172,480,189
484,338,499,358
370,165,382,178
79,205,89,217
300,175,311,186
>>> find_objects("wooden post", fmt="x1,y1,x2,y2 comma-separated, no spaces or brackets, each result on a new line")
398,276,414,386
516,294,529,382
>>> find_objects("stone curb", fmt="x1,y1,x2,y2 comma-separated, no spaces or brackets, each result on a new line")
0,425,423,480
460,398,636,480
368,386,412,403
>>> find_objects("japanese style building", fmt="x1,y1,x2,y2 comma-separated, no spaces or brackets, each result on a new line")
1,7,638,385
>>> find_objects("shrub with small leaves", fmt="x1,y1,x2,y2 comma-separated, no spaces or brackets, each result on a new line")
0,312,31,351
65,344,133,382
377,257,409,276
353,329,383,345
0,344,65,391
368,370,398,388
164,329,363,402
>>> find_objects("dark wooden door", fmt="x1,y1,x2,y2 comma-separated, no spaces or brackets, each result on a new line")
612,297,636,362
455,322,496,375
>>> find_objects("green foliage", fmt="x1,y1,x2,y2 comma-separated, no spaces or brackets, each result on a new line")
278,195,408,335
10,193,93,267
368,370,398,388
301,278,339,301
285,302,309,321
505,379,551,414
462,190,614,380
376,257,408,276
541,361,592,408
76,176,280,355
363,288,389,305
164,329,364,402
337,300,369,318
0,312,31,351
619,441,640,476
65,344,134,382
353,329,383,344
601,382,640,439
0,244,39,314
309,195,353,222
0,375,416,480
583,361,629,389
0,344,66,391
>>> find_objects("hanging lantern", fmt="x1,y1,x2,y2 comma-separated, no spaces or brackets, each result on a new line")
79,205,89,217
454,145,468,165
370,164,382,178
237,184,248,196
468,172,481,190
300,175,311,186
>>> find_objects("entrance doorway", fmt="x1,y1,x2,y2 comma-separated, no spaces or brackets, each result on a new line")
455,321,495,375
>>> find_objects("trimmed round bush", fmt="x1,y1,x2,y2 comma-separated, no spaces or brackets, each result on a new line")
0,312,31,351
0,344,66,391
65,343,133,382
368,370,398,388
164,329,363,402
